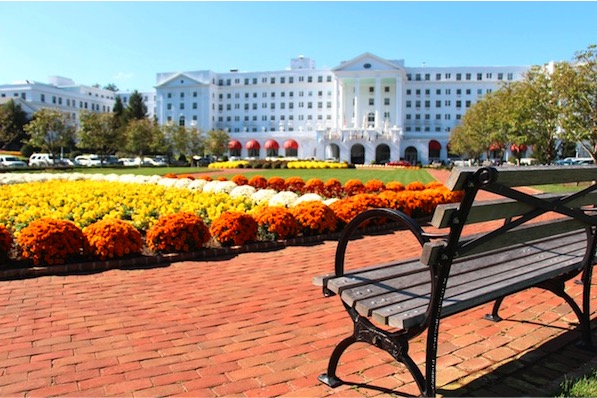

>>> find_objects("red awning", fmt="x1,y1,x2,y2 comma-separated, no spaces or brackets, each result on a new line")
264,139,279,150
228,140,242,150
429,140,441,151
283,139,299,149
245,139,260,150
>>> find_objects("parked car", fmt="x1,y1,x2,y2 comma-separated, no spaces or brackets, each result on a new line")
387,160,412,167
74,155,102,167
119,158,139,167
29,153,56,167
142,157,167,167
0,155,27,168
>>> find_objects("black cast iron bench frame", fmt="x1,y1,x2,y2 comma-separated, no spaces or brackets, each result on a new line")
313,165,597,397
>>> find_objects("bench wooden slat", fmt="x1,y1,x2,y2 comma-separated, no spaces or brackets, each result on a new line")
334,231,586,328
431,192,597,228
324,229,585,318
447,165,597,191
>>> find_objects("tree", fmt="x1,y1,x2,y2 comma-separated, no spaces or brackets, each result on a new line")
125,90,148,122
103,83,119,92
0,99,29,150
204,129,230,158
77,111,124,164
163,123,206,159
112,96,126,133
557,44,597,163
449,88,511,160
24,108,75,161
124,119,164,158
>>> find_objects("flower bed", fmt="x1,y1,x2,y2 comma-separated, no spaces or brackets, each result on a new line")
0,172,463,268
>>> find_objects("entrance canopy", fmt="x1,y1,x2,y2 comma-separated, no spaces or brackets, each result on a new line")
228,140,242,150
264,139,279,150
245,139,260,150
283,139,299,149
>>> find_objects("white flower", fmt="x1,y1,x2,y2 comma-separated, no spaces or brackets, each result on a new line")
214,181,238,194
173,178,193,189
229,185,256,199
186,179,207,192
251,189,277,205
268,191,299,207
292,193,323,207
323,198,339,206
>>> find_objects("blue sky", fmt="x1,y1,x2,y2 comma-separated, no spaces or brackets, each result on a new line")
1,2,596,92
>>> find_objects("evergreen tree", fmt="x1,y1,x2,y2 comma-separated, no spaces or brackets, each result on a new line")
125,90,148,122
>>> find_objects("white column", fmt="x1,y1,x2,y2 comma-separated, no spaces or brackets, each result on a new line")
394,76,401,127
375,78,381,129
353,78,360,129
337,80,344,129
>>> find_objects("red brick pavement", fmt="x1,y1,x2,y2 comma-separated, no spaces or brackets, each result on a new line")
0,170,596,397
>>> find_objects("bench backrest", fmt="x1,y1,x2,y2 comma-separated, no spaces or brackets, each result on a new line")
428,165,597,264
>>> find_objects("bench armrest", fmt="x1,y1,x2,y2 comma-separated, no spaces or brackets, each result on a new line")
334,208,429,278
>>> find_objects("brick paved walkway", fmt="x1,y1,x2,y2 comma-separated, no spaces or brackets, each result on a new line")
0,170,596,397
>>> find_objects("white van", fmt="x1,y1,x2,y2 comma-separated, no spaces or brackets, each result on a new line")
28,153,55,167
0,155,27,168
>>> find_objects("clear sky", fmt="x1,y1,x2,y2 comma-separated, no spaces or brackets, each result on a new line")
1,1,596,93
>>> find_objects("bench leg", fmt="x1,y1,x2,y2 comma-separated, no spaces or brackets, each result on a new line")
543,279,594,350
318,335,356,388
319,312,427,396
483,296,504,322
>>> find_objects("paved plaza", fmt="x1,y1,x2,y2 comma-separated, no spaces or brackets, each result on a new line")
1,170,596,397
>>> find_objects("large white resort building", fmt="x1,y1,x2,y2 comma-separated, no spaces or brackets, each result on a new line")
153,53,528,164
0,53,529,164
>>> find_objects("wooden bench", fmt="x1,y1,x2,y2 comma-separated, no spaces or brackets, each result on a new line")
313,165,597,397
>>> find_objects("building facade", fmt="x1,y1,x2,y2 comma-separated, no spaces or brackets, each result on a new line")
0,76,117,127
154,53,529,164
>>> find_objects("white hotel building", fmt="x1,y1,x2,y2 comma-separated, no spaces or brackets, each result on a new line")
154,53,528,164
0,54,528,164
0,76,117,126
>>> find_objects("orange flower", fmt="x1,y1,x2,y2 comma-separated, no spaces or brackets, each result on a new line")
324,179,343,198
406,181,426,191
17,218,85,265
343,179,365,196
0,225,12,261
146,212,211,253
386,181,405,192
304,178,325,195
248,175,268,189
364,179,385,193
267,176,286,191
84,219,143,260
284,177,305,193
176,174,196,180
329,194,386,225
254,207,299,241
231,175,248,186
290,201,337,236
209,212,258,247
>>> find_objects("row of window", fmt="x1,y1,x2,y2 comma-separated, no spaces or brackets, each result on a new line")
406,88,492,96
405,114,462,121
217,75,333,86
406,99,473,108
0,92,111,112
404,126,451,133
407,72,515,82
217,90,333,100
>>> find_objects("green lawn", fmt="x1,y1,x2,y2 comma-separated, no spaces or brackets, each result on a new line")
24,166,438,185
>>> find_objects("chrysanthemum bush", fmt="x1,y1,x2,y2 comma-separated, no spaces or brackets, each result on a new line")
84,219,143,260
0,225,13,261
209,211,258,247
146,212,211,253
253,206,299,241
16,218,86,265
291,201,337,236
